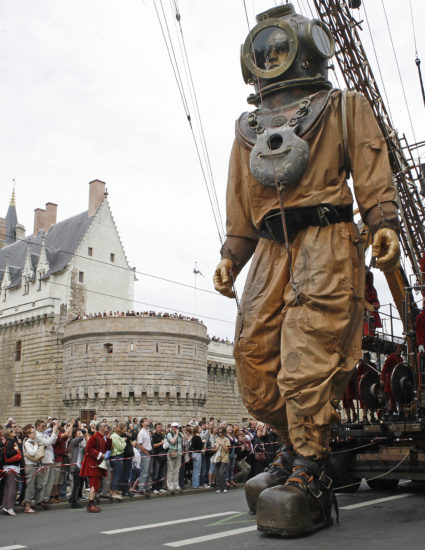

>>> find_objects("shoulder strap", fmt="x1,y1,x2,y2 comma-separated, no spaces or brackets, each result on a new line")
341,88,351,177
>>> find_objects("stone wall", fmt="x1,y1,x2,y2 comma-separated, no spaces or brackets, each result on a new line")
0,315,248,425
0,314,65,423
205,341,248,424
62,316,210,424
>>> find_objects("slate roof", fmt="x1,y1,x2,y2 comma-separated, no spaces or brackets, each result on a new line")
0,211,94,289
5,203,18,246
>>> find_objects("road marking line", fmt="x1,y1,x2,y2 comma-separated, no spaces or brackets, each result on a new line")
0,546,27,550
340,493,413,510
207,512,252,526
164,525,257,547
102,511,240,534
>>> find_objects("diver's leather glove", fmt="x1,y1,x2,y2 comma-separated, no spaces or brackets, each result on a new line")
213,259,236,298
372,227,400,272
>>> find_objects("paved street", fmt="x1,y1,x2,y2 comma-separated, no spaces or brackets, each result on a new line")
1,482,425,550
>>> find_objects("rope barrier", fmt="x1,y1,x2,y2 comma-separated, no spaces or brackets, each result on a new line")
334,453,409,491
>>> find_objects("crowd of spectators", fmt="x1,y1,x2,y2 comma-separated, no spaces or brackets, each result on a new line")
0,415,279,515
70,310,204,324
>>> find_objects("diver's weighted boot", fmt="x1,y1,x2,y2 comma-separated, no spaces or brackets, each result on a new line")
256,456,337,537
245,444,294,514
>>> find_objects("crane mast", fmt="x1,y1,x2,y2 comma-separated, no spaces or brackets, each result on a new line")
306,1,425,488
313,0,425,288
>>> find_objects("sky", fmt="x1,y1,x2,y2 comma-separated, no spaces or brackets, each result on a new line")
0,0,424,340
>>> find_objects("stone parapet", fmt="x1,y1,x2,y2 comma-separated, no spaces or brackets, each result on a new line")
61,316,210,423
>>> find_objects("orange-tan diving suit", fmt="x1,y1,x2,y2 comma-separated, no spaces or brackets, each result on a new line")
215,90,399,459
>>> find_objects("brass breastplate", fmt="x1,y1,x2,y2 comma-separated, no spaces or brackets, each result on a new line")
236,89,336,191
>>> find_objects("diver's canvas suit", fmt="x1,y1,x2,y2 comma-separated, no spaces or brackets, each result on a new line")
222,90,398,458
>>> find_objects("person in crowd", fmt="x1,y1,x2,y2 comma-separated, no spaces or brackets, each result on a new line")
207,426,218,487
246,419,257,440
22,424,43,513
68,426,87,508
234,431,252,483
137,418,152,496
225,426,238,488
127,422,138,442
356,352,378,421
380,345,404,415
2,427,22,515
179,426,192,490
79,422,112,513
199,421,210,487
252,423,269,477
166,422,183,492
213,427,230,493
51,421,74,502
35,419,58,509
0,423,5,504
110,423,126,501
151,423,167,494
130,440,142,492
190,426,203,489
100,425,113,500
121,424,134,497
342,371,358,423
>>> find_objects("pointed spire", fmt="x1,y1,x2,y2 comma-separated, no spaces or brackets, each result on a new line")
10,180,16,207
1,254,11,290
22,242,34,280
36,236,50,276
5,186,18,245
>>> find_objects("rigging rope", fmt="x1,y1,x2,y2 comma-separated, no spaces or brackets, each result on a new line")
153,0,225,246
153,0,242,315
410,0,425,108
170,0,225,239
362,1,394,124
380,0,417,145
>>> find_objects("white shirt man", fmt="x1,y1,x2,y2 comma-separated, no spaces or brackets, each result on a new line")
137,420,152,494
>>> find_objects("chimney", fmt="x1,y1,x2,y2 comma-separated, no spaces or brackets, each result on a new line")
15,223,26,241
45,202,58,231
33,208,46,236
88,179,106,217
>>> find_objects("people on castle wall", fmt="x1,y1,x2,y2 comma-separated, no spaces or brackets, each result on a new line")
69,309,205,325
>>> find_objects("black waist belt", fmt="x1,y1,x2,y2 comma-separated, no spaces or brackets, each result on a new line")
258,203,354,243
